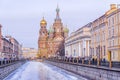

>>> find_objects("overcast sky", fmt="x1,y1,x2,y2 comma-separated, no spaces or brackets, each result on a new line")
0,0,119,48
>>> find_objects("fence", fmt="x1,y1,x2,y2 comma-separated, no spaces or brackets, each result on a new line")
47,57,120,68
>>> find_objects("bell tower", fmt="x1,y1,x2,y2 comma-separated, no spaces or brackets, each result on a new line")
52,6,64,55
38,17,48,58
39,17,48,40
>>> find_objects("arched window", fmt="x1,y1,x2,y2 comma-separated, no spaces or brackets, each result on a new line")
74,49,76,56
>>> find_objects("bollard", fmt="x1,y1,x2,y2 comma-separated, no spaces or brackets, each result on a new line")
77,58,79,63
97,59,100,67
72,58,74,63
109,60,112,68
89,60,91,65
65,58,67,62
69,58,70,63
82,59,84,64
0,61,1,65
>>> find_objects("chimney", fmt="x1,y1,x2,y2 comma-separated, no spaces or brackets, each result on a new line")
110,4,117,10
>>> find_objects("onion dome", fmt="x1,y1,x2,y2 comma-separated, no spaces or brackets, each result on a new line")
63,26,69,33
40,17,47,26
56,5,60,13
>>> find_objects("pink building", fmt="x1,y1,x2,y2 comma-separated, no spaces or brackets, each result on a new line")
0,24,20,60
2,37,13,59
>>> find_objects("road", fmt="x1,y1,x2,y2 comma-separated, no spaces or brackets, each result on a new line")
4,61,88,80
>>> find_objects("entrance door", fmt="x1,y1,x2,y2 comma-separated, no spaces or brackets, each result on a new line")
108,51,112,68
108,51,111,62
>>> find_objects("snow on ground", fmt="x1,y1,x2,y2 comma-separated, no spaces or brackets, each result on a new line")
4,61,87,80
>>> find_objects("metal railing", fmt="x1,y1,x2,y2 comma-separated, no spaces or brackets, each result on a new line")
0,59,27,68
47,57,120,68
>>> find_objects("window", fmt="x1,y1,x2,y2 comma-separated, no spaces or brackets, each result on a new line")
66,51,68,56
113,40,114,46
109,19,110,26
102,32,104,41
112,27,114,36
83,48,85,57
93,48,94,56
112,51,115,59
112,17,114,24
109,30,111,38
109,41,111,47
104,32,105,40
104,46,105,56
74,49,76,56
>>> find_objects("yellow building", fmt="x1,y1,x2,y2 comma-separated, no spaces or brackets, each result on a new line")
65,4,120,63
91,15,107,61
106,4,120,61
91,4,120,62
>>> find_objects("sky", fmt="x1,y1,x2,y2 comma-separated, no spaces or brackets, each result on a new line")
0,0,119,49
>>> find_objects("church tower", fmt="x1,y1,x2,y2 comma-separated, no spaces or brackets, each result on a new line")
52,6,65,55
53,6,64,37
38,17,48,58
38,6,69,58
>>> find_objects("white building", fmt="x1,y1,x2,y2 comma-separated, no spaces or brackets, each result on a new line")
65,23,91,59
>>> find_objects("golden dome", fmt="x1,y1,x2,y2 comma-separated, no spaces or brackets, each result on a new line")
40,17,47,25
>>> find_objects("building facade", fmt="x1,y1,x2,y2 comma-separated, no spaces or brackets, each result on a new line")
106,4,120,62
0,24,21,60
91,4,120,62
65,23,91,59
22,47,38,59
65,4,120,63
1,37,13,59
9,37,19,59
91,4,120,63
38,6,69,58
91,15,107,61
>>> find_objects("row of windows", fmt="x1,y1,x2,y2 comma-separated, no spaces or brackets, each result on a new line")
3,46,13,53
90,46,106,57
92,32,105,42
108,28,114,38
108,12,120,26
109,39,114,47
109,39,119,47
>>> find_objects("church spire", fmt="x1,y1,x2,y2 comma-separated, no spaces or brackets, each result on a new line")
56,5,60,20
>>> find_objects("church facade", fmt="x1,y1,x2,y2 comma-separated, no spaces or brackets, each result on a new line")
38,6,69,58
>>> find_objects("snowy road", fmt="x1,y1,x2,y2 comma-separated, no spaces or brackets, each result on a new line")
4,61,87,80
